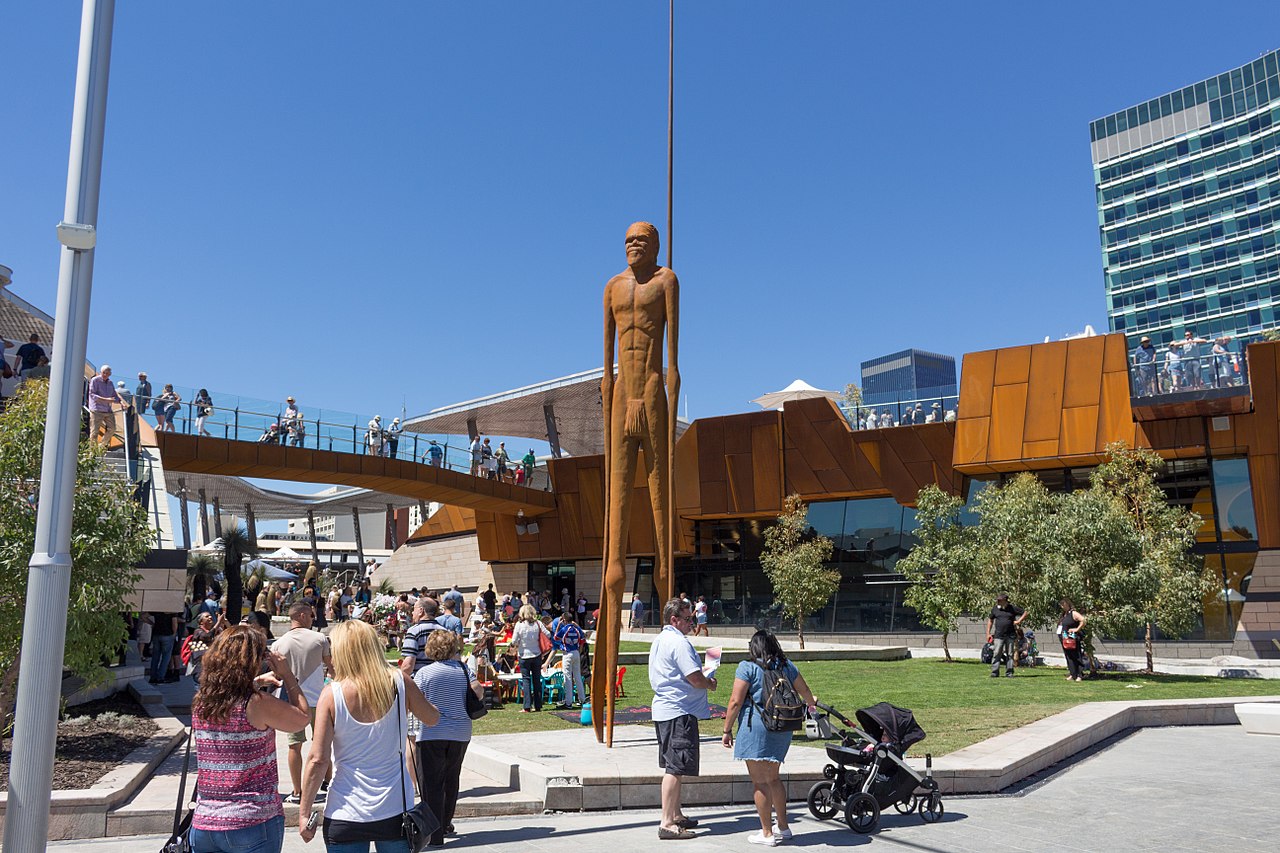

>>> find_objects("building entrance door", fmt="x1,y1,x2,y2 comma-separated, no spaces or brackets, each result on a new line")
529,561,576,615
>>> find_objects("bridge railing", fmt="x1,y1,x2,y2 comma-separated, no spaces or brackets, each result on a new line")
97,376,550,487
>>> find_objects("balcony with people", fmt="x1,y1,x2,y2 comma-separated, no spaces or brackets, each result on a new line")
1128,331,1259,419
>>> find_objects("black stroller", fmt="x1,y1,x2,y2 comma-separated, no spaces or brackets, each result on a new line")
805,701,943,833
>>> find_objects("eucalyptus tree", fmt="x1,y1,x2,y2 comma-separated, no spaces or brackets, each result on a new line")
0,380,152,731
1090,443,1211,671
900,485,979,661
761,494,838,649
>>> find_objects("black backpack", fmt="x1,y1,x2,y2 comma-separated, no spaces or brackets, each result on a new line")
755,657,805,733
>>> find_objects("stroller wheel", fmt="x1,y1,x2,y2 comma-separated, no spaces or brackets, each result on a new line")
844,792,880,834
893,797,917,815
919,792,944,823
806,780,840,820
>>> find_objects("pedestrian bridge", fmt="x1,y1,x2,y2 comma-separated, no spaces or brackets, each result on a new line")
155,433,556,516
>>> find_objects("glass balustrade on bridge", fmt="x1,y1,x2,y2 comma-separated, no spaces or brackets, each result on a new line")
96,375,547,486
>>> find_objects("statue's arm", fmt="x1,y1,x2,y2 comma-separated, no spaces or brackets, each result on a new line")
665,274,680,412
602,282,616,455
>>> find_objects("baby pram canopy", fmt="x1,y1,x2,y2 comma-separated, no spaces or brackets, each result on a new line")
854,702,926,752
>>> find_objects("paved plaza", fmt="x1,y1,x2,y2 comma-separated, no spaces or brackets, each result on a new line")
49,725,1280,852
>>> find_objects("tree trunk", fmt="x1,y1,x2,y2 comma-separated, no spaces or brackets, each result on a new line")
797,619,806,650
942,628,952,662
1144,621,1154,673
0,656,21,736
225,547,243,625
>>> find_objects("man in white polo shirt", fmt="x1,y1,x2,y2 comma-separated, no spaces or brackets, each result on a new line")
273,602,333,802
649,597,718,840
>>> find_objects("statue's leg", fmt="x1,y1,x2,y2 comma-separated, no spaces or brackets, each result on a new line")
642,395,672,603
594,427,638,746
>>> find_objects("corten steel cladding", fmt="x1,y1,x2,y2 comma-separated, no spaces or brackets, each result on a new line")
595,222,680,746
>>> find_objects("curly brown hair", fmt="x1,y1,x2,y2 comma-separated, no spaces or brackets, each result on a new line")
424,628,463,661
192,624,265,724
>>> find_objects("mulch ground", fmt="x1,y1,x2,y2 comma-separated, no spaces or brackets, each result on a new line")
0,693,160,791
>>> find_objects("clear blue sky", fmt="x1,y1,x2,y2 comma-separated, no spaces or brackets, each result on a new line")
4,2,1280,424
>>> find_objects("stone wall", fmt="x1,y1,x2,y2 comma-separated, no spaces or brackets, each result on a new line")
1234,549,1280,658
124,568,186,613
376,534,490,594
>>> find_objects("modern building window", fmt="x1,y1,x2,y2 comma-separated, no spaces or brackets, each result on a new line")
1094,49,1280,352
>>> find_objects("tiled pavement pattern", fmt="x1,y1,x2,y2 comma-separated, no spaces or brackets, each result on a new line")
51,725,1280,853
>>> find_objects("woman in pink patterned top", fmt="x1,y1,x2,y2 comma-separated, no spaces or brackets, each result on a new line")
190,624,310,853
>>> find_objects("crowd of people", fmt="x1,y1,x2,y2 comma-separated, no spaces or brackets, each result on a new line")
121,575,1106,852
466,435,538,484
1132,330,1245,395
147,578,598,852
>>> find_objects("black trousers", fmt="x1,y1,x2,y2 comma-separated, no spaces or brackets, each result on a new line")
1063,644,1084,678
416,738,469,844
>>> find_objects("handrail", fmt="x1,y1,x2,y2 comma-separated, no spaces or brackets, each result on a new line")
85,374,550,488
837,393,959,430
1128,335,1258,398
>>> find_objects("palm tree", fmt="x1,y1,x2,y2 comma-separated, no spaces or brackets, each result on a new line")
220,525,257,624
186,553,220,603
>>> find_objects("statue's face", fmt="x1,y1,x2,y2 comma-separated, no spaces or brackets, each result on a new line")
625,225,658,267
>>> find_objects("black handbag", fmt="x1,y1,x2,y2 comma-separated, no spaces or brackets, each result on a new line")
397,677,440,852
159,729,194,853
462,661,487,720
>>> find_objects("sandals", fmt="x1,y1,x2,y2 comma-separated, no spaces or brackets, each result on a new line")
658,827,696,840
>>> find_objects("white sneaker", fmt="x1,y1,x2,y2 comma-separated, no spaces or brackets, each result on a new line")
748,833,778,846
773,828,793,840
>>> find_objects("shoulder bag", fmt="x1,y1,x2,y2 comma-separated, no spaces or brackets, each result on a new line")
460,660,487,720
159,729,194,853
397,675,440,852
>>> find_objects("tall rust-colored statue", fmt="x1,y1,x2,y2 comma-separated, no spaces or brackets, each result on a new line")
593,222,679,745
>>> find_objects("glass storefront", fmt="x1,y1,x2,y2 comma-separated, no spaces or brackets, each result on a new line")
667,499,927,632
659,454,1259,639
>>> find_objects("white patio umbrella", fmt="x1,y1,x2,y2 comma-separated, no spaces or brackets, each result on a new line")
190,537,224,553
266,546,304,561
751,379,839,410
243,559,297,581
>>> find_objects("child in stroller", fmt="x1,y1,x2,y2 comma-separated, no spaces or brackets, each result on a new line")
805,701,943,833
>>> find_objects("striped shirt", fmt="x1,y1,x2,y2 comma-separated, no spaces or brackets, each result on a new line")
400,619,452,673
191,698,282,831
413,660,476,743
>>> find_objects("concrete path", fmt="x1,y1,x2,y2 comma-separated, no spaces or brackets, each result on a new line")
52,725,1280,852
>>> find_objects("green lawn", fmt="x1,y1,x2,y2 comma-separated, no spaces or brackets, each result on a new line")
468,658,1280,754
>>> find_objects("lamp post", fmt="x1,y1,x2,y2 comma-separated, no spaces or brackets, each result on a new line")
4,2,116,850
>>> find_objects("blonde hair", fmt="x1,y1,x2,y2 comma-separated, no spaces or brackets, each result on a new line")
518,604,538,623
329,620,396,719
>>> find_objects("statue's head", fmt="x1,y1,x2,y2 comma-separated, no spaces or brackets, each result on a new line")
625,221,660,268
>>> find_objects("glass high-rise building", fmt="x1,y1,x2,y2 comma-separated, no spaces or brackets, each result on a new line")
860,348,956,406
1092,49,1280,350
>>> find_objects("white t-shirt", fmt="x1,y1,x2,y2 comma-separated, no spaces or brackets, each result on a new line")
649,625,710,722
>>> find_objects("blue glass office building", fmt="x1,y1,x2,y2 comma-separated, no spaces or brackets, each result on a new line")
1092,49,1280,349
860,349,957,405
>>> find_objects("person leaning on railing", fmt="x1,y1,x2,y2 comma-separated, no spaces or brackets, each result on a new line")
1132,336,1157,396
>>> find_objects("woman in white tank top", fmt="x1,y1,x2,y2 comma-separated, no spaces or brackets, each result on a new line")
298,620,439,850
